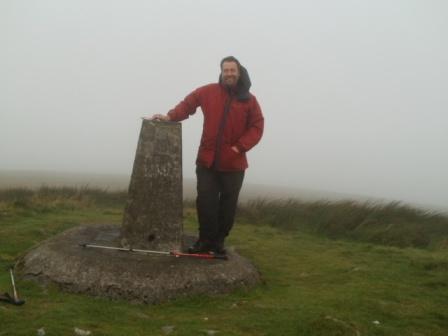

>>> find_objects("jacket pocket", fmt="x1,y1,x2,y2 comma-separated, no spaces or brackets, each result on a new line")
218,144,246,171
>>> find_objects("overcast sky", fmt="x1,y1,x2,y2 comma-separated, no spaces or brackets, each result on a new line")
1,0,447,208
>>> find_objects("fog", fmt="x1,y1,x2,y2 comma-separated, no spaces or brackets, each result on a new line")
1,0,447,209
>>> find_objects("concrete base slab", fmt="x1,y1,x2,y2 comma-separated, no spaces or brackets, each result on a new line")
17,224,261,304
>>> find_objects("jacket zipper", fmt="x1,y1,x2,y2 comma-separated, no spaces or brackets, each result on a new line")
212,92,234,170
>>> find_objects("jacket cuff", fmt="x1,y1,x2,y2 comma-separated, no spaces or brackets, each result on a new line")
167,110,175,121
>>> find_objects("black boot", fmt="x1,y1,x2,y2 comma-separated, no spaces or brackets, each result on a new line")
188,239,212,254
211,240,226,255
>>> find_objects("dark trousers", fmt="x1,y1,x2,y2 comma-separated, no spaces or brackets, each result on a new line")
196,165,245,243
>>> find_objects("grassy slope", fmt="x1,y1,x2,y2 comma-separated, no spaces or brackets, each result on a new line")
0,189,447,335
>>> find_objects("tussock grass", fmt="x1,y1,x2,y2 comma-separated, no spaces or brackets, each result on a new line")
0,186,127,213
238,199,448,249
3,189,447,249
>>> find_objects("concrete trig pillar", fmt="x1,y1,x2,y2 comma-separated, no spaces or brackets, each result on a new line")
121,120,183,251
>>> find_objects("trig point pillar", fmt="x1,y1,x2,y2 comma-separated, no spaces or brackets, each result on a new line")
121,119,183,251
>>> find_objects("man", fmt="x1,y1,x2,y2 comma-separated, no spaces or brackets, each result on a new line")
151,56,264,255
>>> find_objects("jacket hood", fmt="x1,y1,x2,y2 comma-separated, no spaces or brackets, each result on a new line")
219,65,252,101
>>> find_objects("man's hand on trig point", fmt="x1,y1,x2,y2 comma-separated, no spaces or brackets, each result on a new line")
142,114,171,121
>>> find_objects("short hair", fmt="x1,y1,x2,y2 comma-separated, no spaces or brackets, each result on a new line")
220,56,241,70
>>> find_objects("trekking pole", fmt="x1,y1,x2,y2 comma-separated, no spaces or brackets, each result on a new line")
79,243,228,260
10,269,20,301
0,269,25,306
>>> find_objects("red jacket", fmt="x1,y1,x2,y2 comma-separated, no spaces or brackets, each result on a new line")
168,83,264,171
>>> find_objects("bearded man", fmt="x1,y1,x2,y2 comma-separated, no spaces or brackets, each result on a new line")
150,56,264,255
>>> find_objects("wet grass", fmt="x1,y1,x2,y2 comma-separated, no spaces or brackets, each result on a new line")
0,188,447,335
238,198,448,249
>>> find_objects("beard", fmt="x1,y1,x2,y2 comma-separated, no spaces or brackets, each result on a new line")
223,76,238,87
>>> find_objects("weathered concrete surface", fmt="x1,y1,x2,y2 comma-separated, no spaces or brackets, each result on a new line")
18,224,261,304
121,120,183,251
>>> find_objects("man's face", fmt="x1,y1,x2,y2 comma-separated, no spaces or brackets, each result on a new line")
221,61,240,87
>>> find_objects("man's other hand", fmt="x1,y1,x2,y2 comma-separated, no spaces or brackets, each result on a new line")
231,146,240,153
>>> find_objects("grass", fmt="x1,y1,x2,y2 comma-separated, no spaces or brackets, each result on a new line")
238,198,448,249
0,187,447,335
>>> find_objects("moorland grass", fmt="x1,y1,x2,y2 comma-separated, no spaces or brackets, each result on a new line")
238,198,448,248
0,188,447,335
0,186,127,210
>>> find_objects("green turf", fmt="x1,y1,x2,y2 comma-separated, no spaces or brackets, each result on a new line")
0,188,447,335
